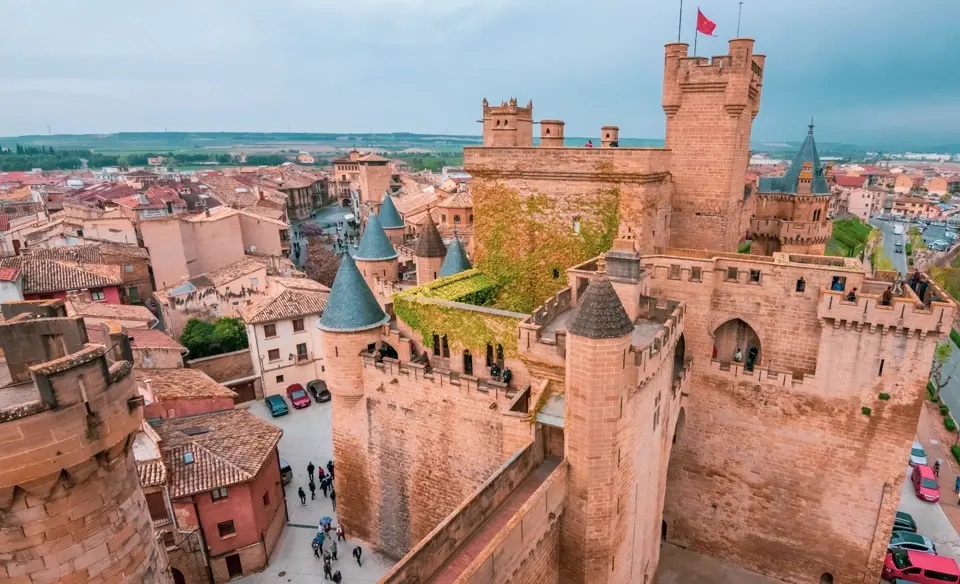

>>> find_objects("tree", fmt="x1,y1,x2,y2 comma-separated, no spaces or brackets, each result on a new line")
303,244,341,288
212,317,249,353
180,318,215,358
929,342,954,402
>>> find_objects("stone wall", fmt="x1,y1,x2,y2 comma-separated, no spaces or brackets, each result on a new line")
380,442,542,583
357,357,532,558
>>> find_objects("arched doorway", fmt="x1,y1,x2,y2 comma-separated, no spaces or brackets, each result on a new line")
673,407,685,445
819,574,834,584
376,341,398,361
171,568,186,584
672,334,686,381
661,520,668,542
713,318,762,371
341,198,352,207
463,349,473,376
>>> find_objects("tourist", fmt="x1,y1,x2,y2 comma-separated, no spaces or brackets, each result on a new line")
584,140,594,148
298,487,306,505
610,139,619,147
353,545,363,567
746,346,759,372
336,524,346,542
881,287,893,306
330,488,337,511
733,347,743,362
490,362,501,380
320,475,330,497
308,461,316,481
830,278,844,292
323,558,332,580
910,270,922,291
309,479,316,500
330,539,338,561
332,570,342,584
502,368,513,385
953,476,960,494
317,466,326,481
327,460,335,478
846,287,857,302
935,458,942,477
313,539,321,558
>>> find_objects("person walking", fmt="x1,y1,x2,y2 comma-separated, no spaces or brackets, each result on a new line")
323,557,332,580
935,458,943,477
313,540,321,558
309,479,316,500
352,545,362,567
320,476,330,498
332,570,342,584
954,475,960,494
307,461,316,481
330,539,338,561
330,488,336,511
336,524,345,542
298,487,306,505
327,460,335,479
317,466,326,482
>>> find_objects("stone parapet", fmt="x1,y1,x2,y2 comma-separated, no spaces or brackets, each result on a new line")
707,358,816,388
464,146,671,182
749,218,832,243
817,286,954,335
360,354,518,403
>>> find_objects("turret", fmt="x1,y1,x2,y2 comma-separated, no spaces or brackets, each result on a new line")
561,264,636,583
539,120,565,148
414,214,447,285
481,97,534,147
601,125,619,148
316,254,388,542
0,307,172,584
354,215,399,289
438,236,472,278
378,192,406,244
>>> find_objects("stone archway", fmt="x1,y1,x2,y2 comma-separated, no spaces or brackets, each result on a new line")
712,318,762,371
172,568,186,584
672,334,686,382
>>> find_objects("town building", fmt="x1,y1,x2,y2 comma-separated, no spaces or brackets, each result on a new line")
87,324,186,369
137,367,238,420
0,256,124,303
319,38,956,584
892,195,939,219
0,301,172,584
241,276,329,397
332,150,396,207
25,241,154,303
185,348,263,403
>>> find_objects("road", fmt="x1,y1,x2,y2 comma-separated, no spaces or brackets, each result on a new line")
870,218,908,274
939,342,960,421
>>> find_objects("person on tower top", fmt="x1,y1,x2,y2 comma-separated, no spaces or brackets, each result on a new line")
584,140,594,148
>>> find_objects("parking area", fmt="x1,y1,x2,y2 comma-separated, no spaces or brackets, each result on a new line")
235,398,395,583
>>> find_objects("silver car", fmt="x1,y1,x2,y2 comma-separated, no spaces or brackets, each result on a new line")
910,441,927,466
889,531,937,555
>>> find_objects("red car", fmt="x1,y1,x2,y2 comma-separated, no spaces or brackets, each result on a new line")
912,464,940,503
286,384,311,409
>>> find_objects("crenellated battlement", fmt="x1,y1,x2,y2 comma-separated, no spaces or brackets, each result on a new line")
663,38,765,117
749,218,833,244
359,353,520,405
817,283,955,335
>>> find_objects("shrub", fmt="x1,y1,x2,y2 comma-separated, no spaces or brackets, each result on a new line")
928,382,939,402
946,417,957,432
951,328,960,349
941,403,951,416
737,240,752,254
878,393,891,400
861,406,872,416
952,444,960,465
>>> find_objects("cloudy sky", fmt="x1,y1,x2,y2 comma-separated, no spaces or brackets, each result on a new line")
1,0,958,146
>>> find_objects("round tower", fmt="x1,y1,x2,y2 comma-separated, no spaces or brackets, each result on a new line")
354,215,399,290
378,192,406,245
539,120,565,148
560,264,636,583
438,236,472,278
414,214,447,285
317,255,388,541
0,313,172,584
601,125,619,147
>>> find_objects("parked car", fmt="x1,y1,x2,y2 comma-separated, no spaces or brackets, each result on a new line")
889,531,937,555
265,394,289,417
910,441,928,466
287,383,312,409
894,511,919,533
883,550,960,583
307,379,332,403
279,458,293,485
911,464,940,503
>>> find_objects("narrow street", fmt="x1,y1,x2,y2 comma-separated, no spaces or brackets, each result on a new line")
870,218,908,274
910,404,960,562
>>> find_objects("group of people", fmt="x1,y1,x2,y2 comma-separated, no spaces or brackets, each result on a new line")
313,519,364,581
582,139,618,148
489,363,513,385
299,460,337,509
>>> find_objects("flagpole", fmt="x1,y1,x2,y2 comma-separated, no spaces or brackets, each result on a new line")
693,29,698,56
736,1,744,36
677,0,683,42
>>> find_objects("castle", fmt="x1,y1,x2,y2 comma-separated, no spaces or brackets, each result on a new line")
317,38,953,584
0,300,171,584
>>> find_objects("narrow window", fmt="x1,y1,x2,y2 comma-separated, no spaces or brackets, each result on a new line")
749,269,761,283
878,359,884,376
668,264,681,280
433,334,440,356
496,344,504,361
263,492,270,507
486,343,494,366
275,375,284,383
796,278,806,292
217,520,236,538
442,335,450,358
690,267,702,282
211,487,228,501
552,268,560,280
726,267,738,282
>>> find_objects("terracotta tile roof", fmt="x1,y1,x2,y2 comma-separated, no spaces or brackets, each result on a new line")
834,175,867,188
138,459,167,488
115,186,187,211
68,300,157,324
438,189,473,208
0,215,9,232
198,175,287,208
393,190,439,215
239,205,285,221
24,242,149,262
241,288,327,324
136,368,238,400
0,267,19,282
0,258,122,294
206,258,264,287
237,208,289,227
270,276,330,293
186,350,256,384
156,409,282,498
180,206,239,223
86,325,183,350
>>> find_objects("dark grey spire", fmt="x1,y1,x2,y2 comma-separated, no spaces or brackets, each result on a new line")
568,272,634,339
378,193,404,229
438,237,471,278
355,216,398,261
317,254,389,332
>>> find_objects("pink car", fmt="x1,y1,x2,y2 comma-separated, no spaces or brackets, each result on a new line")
286,384,311,409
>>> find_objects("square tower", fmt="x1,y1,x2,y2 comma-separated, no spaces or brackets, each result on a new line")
481,97,534,147
663,39,765,251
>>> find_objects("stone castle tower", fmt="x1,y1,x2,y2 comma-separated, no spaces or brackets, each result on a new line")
413,214,447,286
0,302,171,584
481,97,534,147
663,38,765,252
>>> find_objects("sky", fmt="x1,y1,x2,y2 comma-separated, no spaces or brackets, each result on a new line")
1,0,958,147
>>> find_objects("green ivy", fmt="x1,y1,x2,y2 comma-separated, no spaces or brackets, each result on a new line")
393,294,521,358
473,183,620,313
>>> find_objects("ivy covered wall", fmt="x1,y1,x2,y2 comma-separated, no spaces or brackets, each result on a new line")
472,183,620,313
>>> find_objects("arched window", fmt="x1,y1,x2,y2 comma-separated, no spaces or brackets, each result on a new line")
796,278,806,293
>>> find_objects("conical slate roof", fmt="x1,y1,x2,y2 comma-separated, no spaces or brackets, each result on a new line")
317,254,389,332
414,215,447,258
438,237,471,278
378,193,404,229
354,216,398,261
567,276,634,339
758,121,830,195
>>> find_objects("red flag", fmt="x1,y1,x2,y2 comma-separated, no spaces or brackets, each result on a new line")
696,9,717,36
